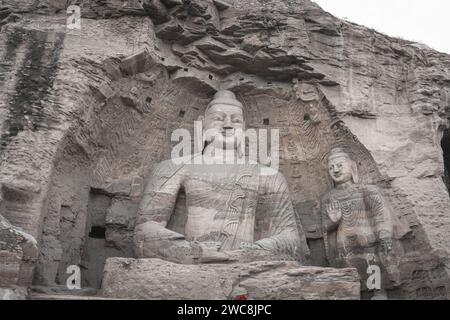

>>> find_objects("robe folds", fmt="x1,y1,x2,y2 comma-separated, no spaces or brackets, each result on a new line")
135,156,310,263
321,184,411,288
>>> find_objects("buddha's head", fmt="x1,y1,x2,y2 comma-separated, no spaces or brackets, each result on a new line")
293,81,319,102
200,90,245,152
327,148,359,185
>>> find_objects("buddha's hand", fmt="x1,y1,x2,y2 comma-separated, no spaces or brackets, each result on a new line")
167,240,203,263
198,242,230,264
134,222,201,263
326,201,342,223
226,245,279,263
379,231,393,254
239,242,263,250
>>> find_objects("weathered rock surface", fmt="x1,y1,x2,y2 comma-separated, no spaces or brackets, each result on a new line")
101,258,360,300
0,222,38,288
0,250,21,287
0,286,27,300
0,0,449,299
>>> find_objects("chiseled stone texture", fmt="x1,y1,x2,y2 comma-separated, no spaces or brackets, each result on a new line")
0,250,21,287
0,286,27,300
0,224,38,288
101,258,360,300
0,0,449,299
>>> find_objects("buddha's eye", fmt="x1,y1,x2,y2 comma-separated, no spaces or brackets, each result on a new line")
232,118,242,123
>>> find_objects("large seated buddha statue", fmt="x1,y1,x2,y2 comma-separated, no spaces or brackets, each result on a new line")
133,90,310,264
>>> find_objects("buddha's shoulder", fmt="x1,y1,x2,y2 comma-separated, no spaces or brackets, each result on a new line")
320,184,365,202
153,159,179,170
361,184,383,196
257,164,289,185
320,190,332,203
151,156,193,175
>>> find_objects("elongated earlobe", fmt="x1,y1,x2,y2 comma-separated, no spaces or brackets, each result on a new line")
197,116,205,153
351,160,359,184
237,136,245,159
201,131,207,154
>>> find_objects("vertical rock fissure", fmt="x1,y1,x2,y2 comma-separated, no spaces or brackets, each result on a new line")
442,128,450,195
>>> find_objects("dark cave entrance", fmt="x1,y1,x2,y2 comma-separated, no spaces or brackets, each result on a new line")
442,128,450,194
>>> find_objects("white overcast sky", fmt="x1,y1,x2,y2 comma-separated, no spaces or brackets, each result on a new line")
312,0,450,54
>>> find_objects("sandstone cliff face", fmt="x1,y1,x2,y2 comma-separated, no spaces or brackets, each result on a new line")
0,0,449,299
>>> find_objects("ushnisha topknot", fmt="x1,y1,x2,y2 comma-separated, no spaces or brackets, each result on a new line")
207,90,243,111
327,147,352,162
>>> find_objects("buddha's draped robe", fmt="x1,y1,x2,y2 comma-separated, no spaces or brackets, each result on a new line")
321,184,410,288
135,158,309,262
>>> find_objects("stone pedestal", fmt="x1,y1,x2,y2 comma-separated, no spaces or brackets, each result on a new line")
100,258,361,300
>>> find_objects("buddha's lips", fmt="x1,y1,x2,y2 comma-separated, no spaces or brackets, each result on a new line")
221,130,235,137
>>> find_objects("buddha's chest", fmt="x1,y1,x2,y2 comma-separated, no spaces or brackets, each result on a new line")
181,165,259,246
184,164,258,194
182,165,260,216
330,190,369,223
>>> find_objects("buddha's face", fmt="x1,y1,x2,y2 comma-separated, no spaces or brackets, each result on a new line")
204,103,244,150
328,156,353,185
295,83,319,102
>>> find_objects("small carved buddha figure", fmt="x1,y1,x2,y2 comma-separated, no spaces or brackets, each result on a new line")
292,81,322,161
134,90,310,265
321,147,410,296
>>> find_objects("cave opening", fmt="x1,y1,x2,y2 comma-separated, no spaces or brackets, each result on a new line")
88,226,106,239
442,128,450,194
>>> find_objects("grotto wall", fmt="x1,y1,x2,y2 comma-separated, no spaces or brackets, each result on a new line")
0,0,449,299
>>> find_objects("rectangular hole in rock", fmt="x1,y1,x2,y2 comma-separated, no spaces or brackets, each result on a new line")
89,226,106,239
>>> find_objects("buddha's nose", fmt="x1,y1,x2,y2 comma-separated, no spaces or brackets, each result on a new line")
223,117,232,128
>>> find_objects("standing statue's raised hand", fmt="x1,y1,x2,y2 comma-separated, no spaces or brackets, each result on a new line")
327,201,342,223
